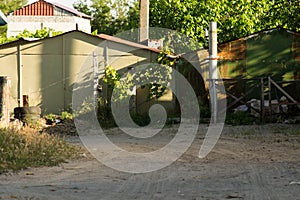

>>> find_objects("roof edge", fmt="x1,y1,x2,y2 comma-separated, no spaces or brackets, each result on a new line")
50,1,92,19
219,27,300,45
97,33,162,53
0,30,162,54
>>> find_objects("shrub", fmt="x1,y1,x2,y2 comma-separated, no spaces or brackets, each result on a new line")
44,113,56,125
60,111,73,121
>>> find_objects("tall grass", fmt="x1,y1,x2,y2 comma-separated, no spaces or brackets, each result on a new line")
0,127,82,173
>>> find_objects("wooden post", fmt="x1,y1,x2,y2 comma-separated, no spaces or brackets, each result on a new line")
0,77,11,127
268,77,272,115
23,95,29,107
209,22,218,123
260,78,265,120
269,77,298,104
104,44,108,67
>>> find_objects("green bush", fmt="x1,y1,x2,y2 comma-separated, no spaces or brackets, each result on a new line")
60,111,73,121
44,113,56,125
0,128,82,174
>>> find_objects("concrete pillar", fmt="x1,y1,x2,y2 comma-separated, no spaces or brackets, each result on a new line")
139,0,149,44
209,22,218,123
17,44,23,107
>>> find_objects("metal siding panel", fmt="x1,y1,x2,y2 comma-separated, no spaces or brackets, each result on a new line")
218,39,246,61
218,39,246,79
291,34,300,78
246,30,292,79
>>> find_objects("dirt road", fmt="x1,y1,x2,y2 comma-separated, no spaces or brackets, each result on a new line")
1,124,300,200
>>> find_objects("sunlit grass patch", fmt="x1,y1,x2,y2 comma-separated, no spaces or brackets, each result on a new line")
0,127,82,174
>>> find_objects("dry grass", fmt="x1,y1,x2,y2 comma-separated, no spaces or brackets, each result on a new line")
0,126,82,174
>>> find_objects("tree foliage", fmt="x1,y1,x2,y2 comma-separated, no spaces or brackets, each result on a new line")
73,0,139,35
73,0,299,46
1,0,296,46
0,0,28,38
0,0,27,15
149,0,300,45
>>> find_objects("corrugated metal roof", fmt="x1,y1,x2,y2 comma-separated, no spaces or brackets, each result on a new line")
219,27,300,45
13,0,54,16
11,0,91,19
0,30,162,54
0,10,8,25
98,34,161,53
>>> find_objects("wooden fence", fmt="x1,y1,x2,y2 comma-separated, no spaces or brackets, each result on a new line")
209,77,300,120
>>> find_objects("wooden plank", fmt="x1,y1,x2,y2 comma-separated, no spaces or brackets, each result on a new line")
226,91,260,112
268,76,272,114
220,91,260,114
269,77,297,103
216,83,261,114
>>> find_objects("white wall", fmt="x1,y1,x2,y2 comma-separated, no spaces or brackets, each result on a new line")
7,16,91,37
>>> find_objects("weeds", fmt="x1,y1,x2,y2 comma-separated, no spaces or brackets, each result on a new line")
0,127,82,174
60,111,73,121
44,113,56,125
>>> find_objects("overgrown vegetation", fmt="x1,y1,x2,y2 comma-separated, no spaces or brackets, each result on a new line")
104,49,175,101
0,28,63,45
0,127,82,174
44,113,56,125
61,111,73,121
97,50,175,128
43,111,74,125
98,51,262,126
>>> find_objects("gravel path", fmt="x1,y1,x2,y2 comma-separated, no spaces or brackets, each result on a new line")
1,124,300,200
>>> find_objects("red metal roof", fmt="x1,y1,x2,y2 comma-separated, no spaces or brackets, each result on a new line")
12,0,91,19
13,0,54,16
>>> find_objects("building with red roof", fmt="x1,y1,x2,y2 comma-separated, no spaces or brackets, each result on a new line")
7,0,91,37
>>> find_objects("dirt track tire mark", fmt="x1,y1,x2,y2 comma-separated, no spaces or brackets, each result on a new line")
242,163,300,200
246,164,279,200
